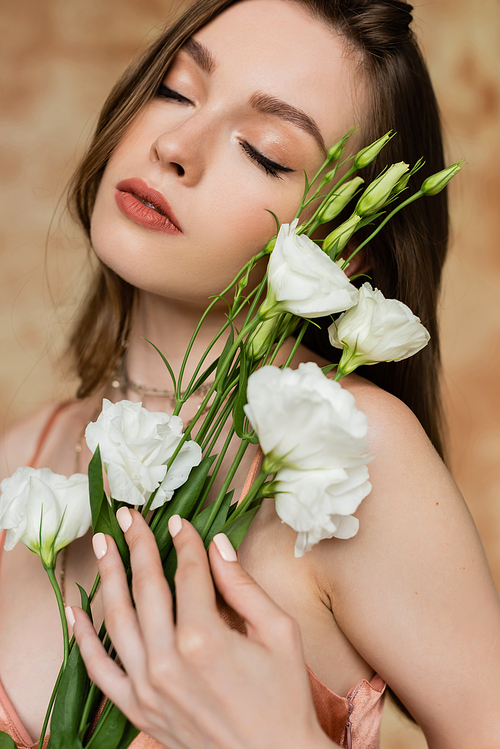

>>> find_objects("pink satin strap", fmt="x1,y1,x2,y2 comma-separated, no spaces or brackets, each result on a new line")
236,447,263,506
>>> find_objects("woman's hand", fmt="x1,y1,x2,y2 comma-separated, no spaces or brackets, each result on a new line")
69,509,337,749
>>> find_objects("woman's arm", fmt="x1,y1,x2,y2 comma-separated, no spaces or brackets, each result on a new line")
319,380,500,749
72,510,338,749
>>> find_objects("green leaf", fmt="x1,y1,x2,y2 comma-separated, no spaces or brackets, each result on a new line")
77,583,92,618
163,491,234,592
189,357,219,394
144,339,176,394
48,639,90,749
222,505,260,549
115,722,140,749
320,363,337,376
192,490,234,547
88,446,105,533
152,454,217,563
85,702,130,749
0,732,18,748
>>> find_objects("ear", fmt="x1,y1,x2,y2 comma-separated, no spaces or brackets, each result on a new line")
340,242,371,280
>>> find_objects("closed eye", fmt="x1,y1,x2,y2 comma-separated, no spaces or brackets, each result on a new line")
156,84,294,180
239,141,294,180
156,83,192,105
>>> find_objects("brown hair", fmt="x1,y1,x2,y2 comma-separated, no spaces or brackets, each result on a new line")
68,0,447,722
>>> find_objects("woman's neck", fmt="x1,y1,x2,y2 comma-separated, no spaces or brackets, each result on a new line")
121,290,239,411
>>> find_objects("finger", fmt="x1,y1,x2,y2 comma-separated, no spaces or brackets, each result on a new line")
169,516,221,635
208,534,302,651
71,606,138,722
116,507,175,654
93,531,146,677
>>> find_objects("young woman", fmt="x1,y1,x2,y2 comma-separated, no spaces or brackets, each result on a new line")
1,0,499,747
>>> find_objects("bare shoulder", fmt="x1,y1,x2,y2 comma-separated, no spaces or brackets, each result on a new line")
309,374,500,743
0,397,101,481
339,372,435,458
0,402,62,481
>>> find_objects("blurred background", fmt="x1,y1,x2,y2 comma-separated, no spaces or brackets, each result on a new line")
0,0,499,745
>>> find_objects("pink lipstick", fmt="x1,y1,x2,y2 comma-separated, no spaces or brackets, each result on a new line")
115,178,182,234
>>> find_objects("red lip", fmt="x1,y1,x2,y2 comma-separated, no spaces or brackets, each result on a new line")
115,178,182,234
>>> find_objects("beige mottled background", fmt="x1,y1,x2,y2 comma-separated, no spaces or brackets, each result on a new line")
0,0,499,746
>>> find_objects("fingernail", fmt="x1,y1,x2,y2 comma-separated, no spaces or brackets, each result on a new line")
213,533,237,562
92,532,107,560
168,514,182,537
116,506,132,533
65,606,75,629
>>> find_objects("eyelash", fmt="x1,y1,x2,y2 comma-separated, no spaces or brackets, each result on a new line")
156,83,293,180
239,141,292,180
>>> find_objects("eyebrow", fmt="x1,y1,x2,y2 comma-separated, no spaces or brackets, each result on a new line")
183,38,217,75
182,38,326,155
249,92,326,155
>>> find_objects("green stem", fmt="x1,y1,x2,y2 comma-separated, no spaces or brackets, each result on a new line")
230,470,269,518
45,566,69,666
196,425,236,513
176,250,267,397
202,394,237,454
200,439,249,539
282,320,310,368
39,564,69,747
88,571,101,605
38,659,64,749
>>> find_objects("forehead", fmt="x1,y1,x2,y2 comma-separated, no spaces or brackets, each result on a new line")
193,0,364,149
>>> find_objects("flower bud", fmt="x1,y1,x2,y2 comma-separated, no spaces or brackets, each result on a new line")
263,236,277,255
421,161,464,196
318,177,364,223
319,169,337,189
327,139,346,163
323,214,361,258
353,132,392,169
247,314,297,360
247,317,279,360
355,162,409,217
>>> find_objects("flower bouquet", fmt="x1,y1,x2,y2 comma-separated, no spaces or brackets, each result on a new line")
0,130,462,748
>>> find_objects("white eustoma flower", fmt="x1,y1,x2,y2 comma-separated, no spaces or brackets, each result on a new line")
244,363,372,557
85,399,202,510
328,282,430,376
261,219,358,319
0,467,91,567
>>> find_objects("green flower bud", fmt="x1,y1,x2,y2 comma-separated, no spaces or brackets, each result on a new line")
327,140,346,163
319,169,337,189
421,160,464,196
323,214,361,258
355,162,409,217
353,132,393,169
318,177,364,223
263,236,277,254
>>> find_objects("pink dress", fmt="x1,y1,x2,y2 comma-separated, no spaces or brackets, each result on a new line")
0,403,386,748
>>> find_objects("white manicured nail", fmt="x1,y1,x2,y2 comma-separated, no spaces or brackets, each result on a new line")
92,532,107,560
214,533,237,562
116,506,132,533
65,606,75,628
168,515,183,537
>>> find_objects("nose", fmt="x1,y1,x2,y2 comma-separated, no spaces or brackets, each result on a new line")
150,113,212,186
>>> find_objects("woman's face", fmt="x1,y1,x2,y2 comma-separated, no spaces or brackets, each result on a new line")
91,0,363,305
